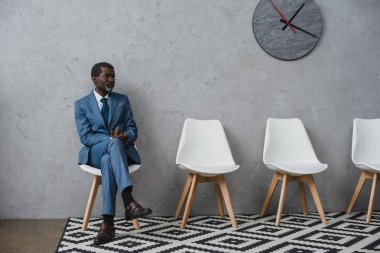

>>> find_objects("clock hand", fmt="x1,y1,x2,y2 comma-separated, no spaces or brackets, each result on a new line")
268,0,296,33
282,3,305,31
280,19,319,38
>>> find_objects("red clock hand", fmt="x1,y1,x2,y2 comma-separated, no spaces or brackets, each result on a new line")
268,0,296,33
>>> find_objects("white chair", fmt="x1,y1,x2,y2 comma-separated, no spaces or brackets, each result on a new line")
347,118,380,223
174,118,240,229
260,118,328,226
79,161,141,231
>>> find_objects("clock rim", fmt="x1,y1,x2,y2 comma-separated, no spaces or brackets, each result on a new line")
252,0,323,61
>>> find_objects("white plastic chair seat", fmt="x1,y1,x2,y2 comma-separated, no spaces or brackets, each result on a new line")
347,118,380,223
177,162,240,177
176,119,240,177
354,162,380,172
260,118,328,225
265,162,327,176
175,118,239,229
79,164,140,176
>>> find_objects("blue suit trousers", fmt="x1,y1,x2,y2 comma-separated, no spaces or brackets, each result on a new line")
90,138,133,215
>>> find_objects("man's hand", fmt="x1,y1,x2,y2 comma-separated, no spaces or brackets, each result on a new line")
112,127,128,144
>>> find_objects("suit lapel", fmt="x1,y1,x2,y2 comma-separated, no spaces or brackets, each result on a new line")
108,92,118,130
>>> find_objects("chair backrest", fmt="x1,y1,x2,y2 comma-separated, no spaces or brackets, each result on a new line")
352,118,380,164
263,118,320,165
176,118,237,166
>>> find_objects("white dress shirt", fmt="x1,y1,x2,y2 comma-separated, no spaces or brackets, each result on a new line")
93,90,109,111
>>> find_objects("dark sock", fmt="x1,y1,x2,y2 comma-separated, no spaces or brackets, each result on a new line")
122,186,134,208
103,215,114,226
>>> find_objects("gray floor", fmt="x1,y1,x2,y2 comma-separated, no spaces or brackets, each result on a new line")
0,219,67,253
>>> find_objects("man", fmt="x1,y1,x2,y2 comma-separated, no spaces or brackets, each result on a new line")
74,62,152,245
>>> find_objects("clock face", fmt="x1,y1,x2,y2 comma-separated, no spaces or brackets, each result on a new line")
253,0,322,60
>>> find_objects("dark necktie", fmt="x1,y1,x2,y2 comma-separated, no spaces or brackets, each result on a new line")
100,97,109,129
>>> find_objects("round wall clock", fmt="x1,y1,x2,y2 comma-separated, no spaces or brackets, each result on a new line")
252,0,322,60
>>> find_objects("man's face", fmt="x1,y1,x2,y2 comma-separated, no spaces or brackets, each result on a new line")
92,67,115,94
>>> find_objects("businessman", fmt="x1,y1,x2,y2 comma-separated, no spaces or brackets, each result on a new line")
74,62,152,245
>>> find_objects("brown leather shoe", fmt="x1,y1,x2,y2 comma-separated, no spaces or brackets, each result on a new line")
93,222,115,245
125,201,152,220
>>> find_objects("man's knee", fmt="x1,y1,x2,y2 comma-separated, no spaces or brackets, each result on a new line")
107,138,124,151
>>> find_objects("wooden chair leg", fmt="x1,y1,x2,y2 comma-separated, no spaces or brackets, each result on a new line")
175,174,194,220
366,173,378,224
306,175,327,224
215,183,225,219
260,173,280,217
276,174,288,226
180,174,198,229
299,181,308,216
82,175,101,231
218,175,237,229
132,219,140,230
347,171,367,214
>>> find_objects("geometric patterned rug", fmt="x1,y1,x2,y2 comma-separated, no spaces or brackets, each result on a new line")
56,211,380,253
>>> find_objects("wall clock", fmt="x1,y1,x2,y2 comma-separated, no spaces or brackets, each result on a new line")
252,0,322,60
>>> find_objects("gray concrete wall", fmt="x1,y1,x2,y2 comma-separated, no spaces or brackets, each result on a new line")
0,0,379,218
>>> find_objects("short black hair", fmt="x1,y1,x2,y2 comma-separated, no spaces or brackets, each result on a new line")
91,62,114,77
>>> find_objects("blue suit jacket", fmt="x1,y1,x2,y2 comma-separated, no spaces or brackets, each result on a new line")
74,91,141,165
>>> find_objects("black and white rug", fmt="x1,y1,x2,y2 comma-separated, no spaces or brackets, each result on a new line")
57,212,380,253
